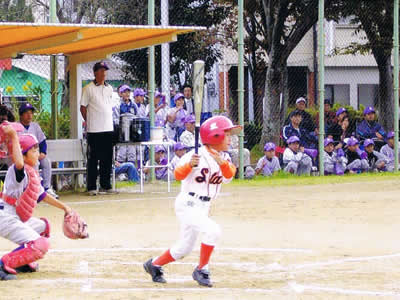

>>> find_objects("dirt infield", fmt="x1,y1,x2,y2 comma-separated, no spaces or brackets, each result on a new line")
1,179,400,299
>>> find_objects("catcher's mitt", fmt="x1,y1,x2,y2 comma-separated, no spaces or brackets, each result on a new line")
63,211,89,239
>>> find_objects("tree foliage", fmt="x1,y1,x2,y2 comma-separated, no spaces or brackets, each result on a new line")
107,0,230,88
0,0,33,21
327,0,395,130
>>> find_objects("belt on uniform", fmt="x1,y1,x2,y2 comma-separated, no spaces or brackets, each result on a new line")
0,205,3,210
188,192,211,202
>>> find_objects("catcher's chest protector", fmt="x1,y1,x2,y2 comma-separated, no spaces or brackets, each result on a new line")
3,164,41,222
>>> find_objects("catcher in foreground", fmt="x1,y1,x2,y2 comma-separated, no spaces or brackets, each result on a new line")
0,124,88,280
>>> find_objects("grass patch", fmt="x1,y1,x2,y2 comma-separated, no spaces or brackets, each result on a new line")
232,171,400,187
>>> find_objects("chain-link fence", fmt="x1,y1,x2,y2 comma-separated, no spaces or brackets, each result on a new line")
0,0,398,192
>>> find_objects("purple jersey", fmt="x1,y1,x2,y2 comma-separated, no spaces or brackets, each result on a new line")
255,156,281,176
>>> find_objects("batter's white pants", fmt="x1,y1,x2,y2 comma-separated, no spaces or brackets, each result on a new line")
169,193,221,260
0,203,46,245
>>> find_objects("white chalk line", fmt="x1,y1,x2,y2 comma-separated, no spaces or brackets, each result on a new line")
49,247,313,254
63,196,176,205
292,252,400,270
82,287,278,294
288,281,400,297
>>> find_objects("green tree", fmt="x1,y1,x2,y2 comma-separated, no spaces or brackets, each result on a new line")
107,0,230,88
0,0,33,21
328,0,395,131
243,0,330,145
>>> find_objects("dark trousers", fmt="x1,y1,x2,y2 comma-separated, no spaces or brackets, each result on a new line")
87,131,113,191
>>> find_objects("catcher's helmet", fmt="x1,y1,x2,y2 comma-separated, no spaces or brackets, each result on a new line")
200,116,241,145
19,133,38,154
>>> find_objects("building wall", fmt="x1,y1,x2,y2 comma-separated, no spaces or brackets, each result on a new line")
325,67,379,109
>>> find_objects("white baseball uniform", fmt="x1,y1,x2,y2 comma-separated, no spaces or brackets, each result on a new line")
0,165,46,245
169,147,233,260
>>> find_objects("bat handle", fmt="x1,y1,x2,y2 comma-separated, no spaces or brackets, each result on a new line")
194,126,200,155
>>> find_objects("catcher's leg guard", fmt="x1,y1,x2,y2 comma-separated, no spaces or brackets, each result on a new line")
1,237,49,274
40,218,51,238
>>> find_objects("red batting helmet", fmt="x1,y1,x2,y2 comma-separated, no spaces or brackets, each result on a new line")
200,116,242,145
19,133,38,154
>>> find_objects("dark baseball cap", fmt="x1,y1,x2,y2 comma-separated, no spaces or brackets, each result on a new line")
19,102,35,115
93,61,109,72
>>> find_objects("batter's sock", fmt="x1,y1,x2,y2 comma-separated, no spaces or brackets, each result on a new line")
198,243,214,270
152,249,175,266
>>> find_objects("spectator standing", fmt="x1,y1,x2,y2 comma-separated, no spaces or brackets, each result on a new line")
19,103,58,199
166,93,188,141
132,88,147,118
80,61,117,195
183,85,195,115
145,91,168,127
179,114,197,149
255,142,281,176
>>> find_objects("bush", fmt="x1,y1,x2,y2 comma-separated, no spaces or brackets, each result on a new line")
244,122,262,151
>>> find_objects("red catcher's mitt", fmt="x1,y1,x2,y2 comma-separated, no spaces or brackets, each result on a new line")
63,211,89,239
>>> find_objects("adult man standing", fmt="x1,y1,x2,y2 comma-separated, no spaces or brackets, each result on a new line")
183,85,194,115
19,103,58,199
80,61,117,195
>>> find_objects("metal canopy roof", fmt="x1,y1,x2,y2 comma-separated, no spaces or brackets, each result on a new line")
0,22,205,65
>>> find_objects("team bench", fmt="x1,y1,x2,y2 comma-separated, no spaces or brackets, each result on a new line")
0,139,86,190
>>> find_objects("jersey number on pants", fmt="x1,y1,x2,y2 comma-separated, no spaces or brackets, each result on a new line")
195,168,223,184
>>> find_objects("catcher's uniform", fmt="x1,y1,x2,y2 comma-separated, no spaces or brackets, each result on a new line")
0,164,47,244
169,147,233,260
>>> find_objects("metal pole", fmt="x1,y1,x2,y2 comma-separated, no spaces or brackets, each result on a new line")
161,0,170,103
318,0,325,175
394,0,399,171
238,0,244,179
50,0,57,139
148,0,155,181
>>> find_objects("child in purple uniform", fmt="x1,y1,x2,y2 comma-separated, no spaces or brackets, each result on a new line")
255,143,281,176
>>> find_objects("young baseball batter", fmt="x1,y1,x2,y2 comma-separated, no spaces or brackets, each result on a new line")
143,116,240,287
0,126,72,280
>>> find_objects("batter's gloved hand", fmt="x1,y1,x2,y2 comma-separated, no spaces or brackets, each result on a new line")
63,210,89,239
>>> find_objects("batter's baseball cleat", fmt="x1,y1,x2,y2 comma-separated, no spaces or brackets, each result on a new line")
192,267,212,287
0,261,16,280
143,258,167,283
16,262,39,273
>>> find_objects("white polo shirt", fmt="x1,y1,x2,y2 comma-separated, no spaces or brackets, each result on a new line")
81,81,114,133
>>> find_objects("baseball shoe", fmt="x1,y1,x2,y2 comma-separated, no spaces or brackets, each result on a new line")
98,188,119,195
16,262,39,273
87,190,97,196
192,267,212,287
46,188,59,199
0,261,16,280
143,258,166,283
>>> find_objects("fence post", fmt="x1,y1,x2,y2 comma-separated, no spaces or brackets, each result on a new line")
394,0,399,172
50,0,58,139
238,0,244,179
148,0,155,181
318,0,325,176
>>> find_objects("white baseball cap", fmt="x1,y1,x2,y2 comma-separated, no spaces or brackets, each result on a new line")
296,97,306,104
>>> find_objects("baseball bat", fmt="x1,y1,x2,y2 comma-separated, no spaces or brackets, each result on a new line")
193,60,205,155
